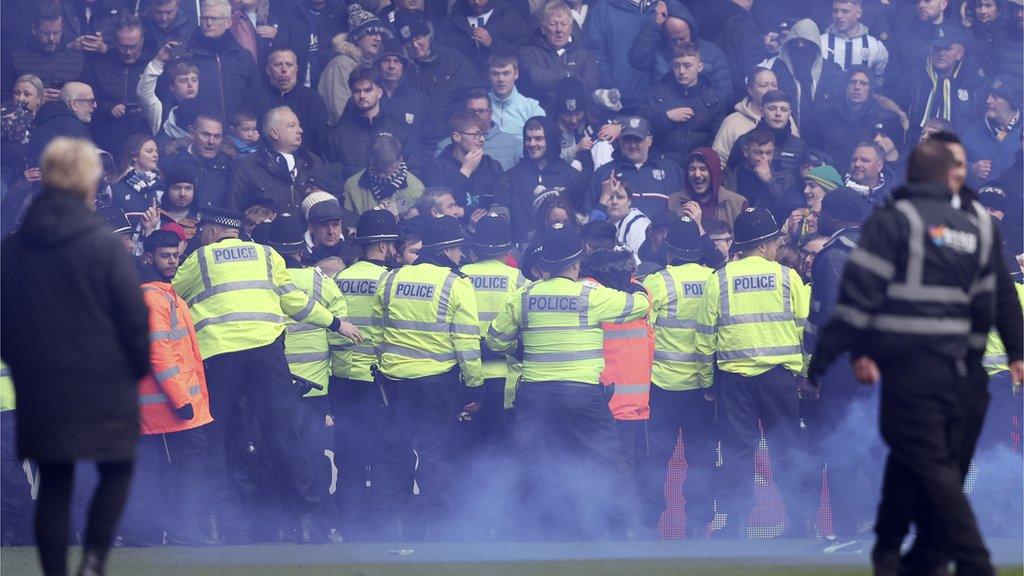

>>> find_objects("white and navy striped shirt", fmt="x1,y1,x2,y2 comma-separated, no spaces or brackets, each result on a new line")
820,25,889,84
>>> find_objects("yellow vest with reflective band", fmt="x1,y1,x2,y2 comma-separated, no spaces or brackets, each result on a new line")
172,238,338,359
644,262,716,391
333,260,389,382
695,256,809,377
368,262,484,387
982,283,1024,376
284,267,348,397
461,258,526,380
486,277,650,385
0,361,14,412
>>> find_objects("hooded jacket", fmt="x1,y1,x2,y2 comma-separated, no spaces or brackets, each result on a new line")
0,189,150,462
439,0,530,72
712,97,799,165
647,72,728,168
27,102,93,166
667,146,747,229
185,30,257,120
760,19,845,141
493,116,587,241
585,0,657,108
627,0,735,101
517,31,602,111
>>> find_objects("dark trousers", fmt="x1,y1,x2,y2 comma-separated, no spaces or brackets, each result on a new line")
512,381,639,540
641,385,717,535
373,369,462,538
812,358,883,539
121,427,207,543
202,336,318,534
298,396,334,528
331,377,387,540
872,353,993,575
35,460,133,576
716,366,806,533
1,411,34,544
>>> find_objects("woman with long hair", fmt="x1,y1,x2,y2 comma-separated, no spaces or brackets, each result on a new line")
111,134,165,213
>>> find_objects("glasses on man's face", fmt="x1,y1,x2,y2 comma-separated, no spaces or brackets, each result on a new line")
458,131,486,140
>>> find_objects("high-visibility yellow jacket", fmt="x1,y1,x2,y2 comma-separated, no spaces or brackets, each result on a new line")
486,276,650,385
695,256,809,378
333,260,389,383
461,258,526,380
0,361,13,413
284,267,348,397
644,262,716,391
368,262,484,387
983,282,1024,377
173,238,338,359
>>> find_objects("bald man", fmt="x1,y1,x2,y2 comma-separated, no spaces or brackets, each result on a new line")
229,106,322,212
28,82,96,165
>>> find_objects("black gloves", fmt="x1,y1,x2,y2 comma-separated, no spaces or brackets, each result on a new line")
176,403,194,420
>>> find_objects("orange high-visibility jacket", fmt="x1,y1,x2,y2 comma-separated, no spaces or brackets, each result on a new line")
586,278,654,421
139,281,212,435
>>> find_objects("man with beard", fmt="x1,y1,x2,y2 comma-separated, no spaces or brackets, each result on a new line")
589,116,684,218
87,14,150,153
424,110,505,216
247,47,330,157
517,1,600,111
668,147,746,229
301,193,347,265
648,42,727,168
1,2,86,97
845,141,894,204
759,18,845,143
439,0,529,73
493,115,586,242
230,106,321,212
326,67,421,179
160,113,233,208
141,0,193,48
330,208,400,541
318,4,390,124
396,10,482,147
159,167,201,240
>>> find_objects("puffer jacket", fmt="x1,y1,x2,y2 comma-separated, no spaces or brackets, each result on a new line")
517,31,601,111
647,73,727,167
1,38,86,98
627,0,735,102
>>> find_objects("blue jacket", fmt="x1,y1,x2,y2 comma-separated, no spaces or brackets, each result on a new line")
585,0,656,109
589,154,684,218
961,117,1023,189
490,87,546,140
804,226,860,355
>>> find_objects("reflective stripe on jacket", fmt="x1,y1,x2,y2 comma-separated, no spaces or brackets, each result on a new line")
172,238,337,358
0,361,14,413
138,281,212,435
644,262,716,391
284,267,348,397
486,276,650,385
333,260,389,382
983,283,1024,376
587,278,654,421
695,256,809,377
369,262,484,386
462,258,527,380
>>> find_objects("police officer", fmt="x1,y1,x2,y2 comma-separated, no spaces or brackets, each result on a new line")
804,188,883,545
172,206,362,543
486,223,650,540
261,213,350,542
694,206,811,538
331,208,400,541
461,213,526,444
368,214,483,540
641,217,717,539
809,140,1024,576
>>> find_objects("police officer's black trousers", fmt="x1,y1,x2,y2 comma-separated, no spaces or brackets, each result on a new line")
297,396,334,531
121,427,208,543
812,358,882,539
716,366,807,534
203,335,318,535
373,369,462,539
873,353,993,575
640,385,717,536
512,381,639,540
331,377,387,540
1,411,34,544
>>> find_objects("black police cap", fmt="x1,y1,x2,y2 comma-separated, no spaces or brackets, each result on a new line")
730,207,783,254
471,212,512,256
356,208,400,244
419,214,465,252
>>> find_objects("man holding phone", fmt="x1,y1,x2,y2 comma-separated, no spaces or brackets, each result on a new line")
88,14,150,152
1,2,86,99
